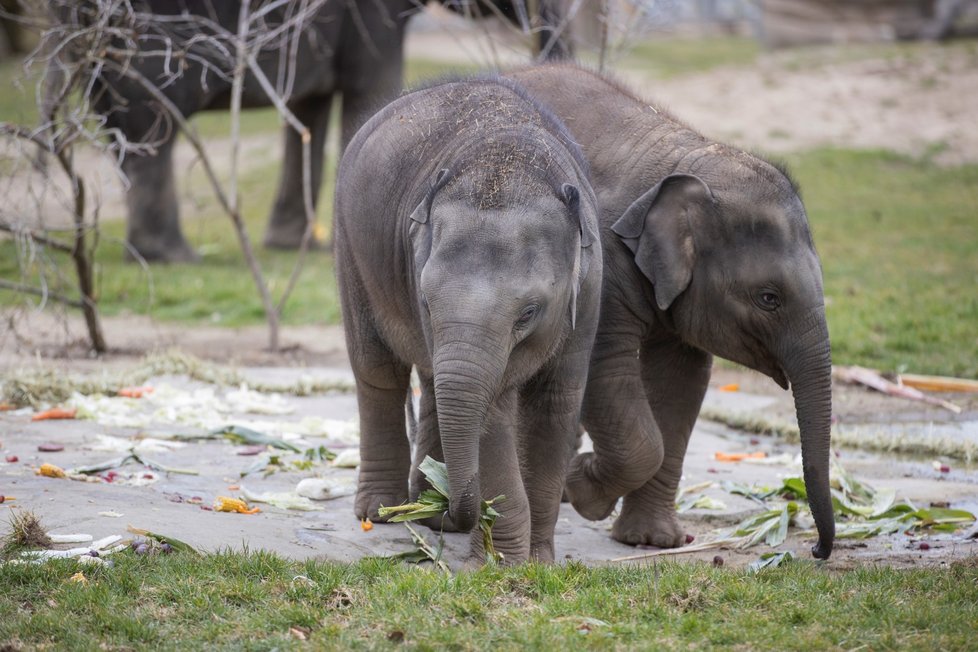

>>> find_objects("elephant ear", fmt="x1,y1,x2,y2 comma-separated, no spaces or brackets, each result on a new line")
611,174,713,311
409,168,452,224
560,182,597,330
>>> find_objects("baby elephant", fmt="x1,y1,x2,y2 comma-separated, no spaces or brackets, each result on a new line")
334,77,601,564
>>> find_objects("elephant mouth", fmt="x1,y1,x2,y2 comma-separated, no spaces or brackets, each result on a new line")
770,365,789,390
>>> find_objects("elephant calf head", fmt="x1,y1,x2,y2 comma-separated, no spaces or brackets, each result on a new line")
408,147,596,531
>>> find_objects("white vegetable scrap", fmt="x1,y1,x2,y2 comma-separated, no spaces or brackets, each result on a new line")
331,449,360,468
295,478,356,501
240,486,323,511
225,385,294,415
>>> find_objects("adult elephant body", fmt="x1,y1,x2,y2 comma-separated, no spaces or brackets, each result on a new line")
334,76,601,564
508,64,835,559
67,0,570,262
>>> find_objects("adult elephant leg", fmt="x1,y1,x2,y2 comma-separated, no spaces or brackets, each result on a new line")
123,135,197,263
520,343,591,562
264,94,332,249
612,339,712,547
470,388,530,565
567,308,663,520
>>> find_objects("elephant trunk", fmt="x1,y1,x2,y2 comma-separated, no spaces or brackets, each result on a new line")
784,309,835,560
432,336,506,533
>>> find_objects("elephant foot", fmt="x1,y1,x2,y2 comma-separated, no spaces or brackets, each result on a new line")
611,504,687,549
564,452,621,521
354,485,409,523
262,219,326,251
125,238,200,264
530,540,555,563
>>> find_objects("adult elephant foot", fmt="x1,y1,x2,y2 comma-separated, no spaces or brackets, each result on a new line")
263,209,325,251
124,237,200,264
563,452,622,521
611,491,687,548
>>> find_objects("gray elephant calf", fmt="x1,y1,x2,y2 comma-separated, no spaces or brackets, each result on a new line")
334,76,601,563
509,64,835,559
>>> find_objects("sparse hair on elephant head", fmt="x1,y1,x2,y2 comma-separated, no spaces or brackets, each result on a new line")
409,167,596,331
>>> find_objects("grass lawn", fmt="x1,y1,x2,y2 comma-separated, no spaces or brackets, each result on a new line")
1,551,976,650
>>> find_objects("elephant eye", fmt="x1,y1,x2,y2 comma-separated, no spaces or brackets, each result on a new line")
756,290,781,311
515,304,539,329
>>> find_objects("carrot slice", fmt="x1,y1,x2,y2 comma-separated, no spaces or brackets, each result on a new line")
118,386,154,398
31,408,77,421
361,518,374,532
714,451,767,462
718,383,740,392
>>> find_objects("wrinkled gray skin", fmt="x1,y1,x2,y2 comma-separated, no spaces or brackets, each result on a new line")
57,0,570,263
334,77,601,564
508,64,835,559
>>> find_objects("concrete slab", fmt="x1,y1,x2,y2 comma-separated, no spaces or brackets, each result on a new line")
2,365,977,570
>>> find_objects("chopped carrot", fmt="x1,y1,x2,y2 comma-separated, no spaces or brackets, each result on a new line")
118,386,154,398
361,518,373,532
714,451,767,462
31,408,77,421
213,496,260,514
0,403,14,411
227,484,240,491
718,383,740,392
37,463,67,478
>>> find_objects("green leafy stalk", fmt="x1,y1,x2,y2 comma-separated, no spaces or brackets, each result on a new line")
212,425,301,453
378,456,506,564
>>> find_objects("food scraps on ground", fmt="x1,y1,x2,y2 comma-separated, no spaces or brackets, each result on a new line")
126,526,198,554
213,425,301,453
714,451,767,462
0,496,13,503
31,407,77,421
833,366,961,413
377,456,505,563
898,373,978,393
37,443,64,452
295,478,355,501
360,518,374,532
331,448,360,468
240,486,322,511
69,571,88,584
5,455,18,463
117,386,154,398
718,383,740,392
36,463,66,478
213,496,261,514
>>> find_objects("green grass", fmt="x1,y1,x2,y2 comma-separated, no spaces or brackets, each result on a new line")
617,36,759,78
1,551,976,649
788,148,978,378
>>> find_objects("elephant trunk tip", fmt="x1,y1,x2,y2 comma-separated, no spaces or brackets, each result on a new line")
448,474,481,533
449,494,480,533
811,537,833,560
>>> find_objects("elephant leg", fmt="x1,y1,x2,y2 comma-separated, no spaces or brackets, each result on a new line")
348,326,412,523
612,340,712,548
264,94,333,249
567,320,664,521
520,353,590,562
123,135,197,263
469,388,530,565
